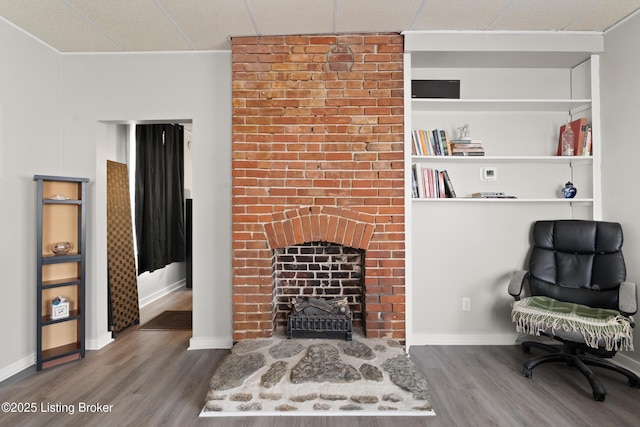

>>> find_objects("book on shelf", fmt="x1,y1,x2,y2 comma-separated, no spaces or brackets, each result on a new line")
430,129,443,155
451,151,485,156
449,139,485,156
412,129,433,156
411,166,419,198
412,129,488,156
451,142,483,148
442,170,456,198
451,147,485,154
556,118,589,156
411,164,456,198
450,139,483,144
433,129,449,156
473,191,505,197
582,127,592,156
412,128,453,156
438,170,446,198
472,191,516,199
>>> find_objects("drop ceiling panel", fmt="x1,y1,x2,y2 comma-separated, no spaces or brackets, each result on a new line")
335,0,422,33
488,0,601,31
248,0,333,35
567,0,640,31
1,0,640,53
159,0,254,50
69,0,191,51
412,0,511,30
0,0,121,51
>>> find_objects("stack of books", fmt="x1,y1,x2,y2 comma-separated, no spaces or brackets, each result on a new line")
556,118,592,156
412,164,456,198
411,129,450,156
472,191,516,199
449,139,485,156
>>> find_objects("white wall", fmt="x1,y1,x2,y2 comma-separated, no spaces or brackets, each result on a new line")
60,51,233,351
0,19,63,378
0,16,233,379
137,265,186,307
602,12,640,371
411,203,579,345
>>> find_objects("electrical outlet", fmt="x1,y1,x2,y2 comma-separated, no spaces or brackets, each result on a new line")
462,297,471,311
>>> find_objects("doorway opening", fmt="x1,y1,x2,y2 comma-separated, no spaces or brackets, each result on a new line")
104,120,193,334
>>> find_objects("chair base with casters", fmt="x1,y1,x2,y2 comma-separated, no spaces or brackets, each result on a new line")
508,219,640,402
519,337,640,402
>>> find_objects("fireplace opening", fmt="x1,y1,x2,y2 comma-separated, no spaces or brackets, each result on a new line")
273,241,364,334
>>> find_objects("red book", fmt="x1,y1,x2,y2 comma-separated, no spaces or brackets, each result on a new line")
557,118,588,156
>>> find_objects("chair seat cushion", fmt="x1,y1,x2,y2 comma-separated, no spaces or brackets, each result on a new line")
512,296,634,351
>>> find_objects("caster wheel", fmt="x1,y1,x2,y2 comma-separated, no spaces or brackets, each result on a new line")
523,368,532,378
593,392,606,402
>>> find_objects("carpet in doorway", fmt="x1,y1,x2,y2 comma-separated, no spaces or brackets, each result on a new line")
138,310,192,330
200,334,435,417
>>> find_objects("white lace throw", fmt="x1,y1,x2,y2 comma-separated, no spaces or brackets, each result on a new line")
512,296,634,352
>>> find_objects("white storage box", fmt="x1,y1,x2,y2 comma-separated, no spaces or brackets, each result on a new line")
51,302,70,319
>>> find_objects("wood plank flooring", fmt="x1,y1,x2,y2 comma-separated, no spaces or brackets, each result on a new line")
1,287,639,426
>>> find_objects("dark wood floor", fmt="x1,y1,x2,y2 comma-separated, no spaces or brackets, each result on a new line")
1,287,639,426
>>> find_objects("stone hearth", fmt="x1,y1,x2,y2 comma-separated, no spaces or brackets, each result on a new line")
201,334,433,416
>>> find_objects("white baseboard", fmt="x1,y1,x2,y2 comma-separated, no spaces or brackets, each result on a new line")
410,333,640,376
0,353,34,383
1,331,115,382
614,353,640,376
86,332,114,351
410,333,520,346
188,336,233,350
139,279,186,308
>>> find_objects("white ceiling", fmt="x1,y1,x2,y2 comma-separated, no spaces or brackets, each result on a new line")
1,0,639,53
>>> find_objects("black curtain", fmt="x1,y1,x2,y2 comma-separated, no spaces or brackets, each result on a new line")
135,124,186,274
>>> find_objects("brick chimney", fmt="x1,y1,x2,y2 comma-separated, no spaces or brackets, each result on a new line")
231,33,405,341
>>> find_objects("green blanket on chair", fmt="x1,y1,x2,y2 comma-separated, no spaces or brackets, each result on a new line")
512,296,634,352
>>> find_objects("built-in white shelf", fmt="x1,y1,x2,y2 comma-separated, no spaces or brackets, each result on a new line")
412,156,593,163
411,98,592,113
412,197,594,203
403,31,603,351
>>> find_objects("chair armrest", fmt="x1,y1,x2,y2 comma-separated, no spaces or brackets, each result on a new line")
508,270,529,300
619,281,638,316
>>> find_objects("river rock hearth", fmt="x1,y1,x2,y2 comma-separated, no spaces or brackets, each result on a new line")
201,334,434,416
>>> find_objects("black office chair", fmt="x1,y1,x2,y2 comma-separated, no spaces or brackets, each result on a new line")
508,220,639,401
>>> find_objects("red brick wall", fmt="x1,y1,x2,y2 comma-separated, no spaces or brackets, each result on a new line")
231,33,405,341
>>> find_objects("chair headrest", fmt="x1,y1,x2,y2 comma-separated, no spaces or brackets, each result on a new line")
533,220,623,254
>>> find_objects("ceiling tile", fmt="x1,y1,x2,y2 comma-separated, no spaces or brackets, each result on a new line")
489,0,601,31
567,0,640,31
248,0,333,35
0,0,121,52
2,0,640,53
412,0,511,30
335,0,422,33
68,0,192,51
159,0,254,50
